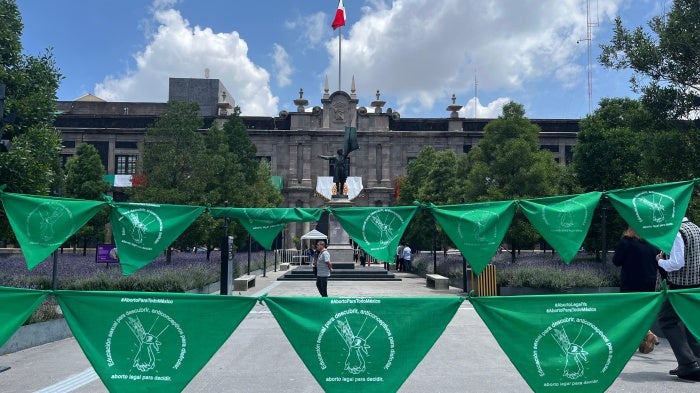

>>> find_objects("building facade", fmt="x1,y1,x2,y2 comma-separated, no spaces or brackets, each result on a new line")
54,78,579,242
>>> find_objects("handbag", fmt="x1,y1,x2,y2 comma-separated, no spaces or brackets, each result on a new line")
638,330,659,354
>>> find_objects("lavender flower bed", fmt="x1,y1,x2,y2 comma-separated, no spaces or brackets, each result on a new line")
413,251,620,290
0,250,274,291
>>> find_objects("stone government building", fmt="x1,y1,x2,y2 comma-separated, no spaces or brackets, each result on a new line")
54,77,579,243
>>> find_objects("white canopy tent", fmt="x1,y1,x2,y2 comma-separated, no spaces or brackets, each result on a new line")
300,229,327,241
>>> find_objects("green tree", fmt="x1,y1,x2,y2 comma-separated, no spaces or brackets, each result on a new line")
204,107,282,250
64,143,111,254
397,147,462,251
464,102,563,255
0,0,64,243
572,98,649,192
599,0,700,120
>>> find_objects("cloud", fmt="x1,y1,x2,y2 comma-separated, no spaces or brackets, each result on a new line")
460,97,511,118
272,44,293,87
324,0,623,116
285,12,327,47
94,4,278,115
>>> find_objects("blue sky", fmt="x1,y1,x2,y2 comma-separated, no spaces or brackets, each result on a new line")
17,0,671,119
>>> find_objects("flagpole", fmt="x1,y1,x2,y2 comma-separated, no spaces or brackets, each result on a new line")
338,27,342,91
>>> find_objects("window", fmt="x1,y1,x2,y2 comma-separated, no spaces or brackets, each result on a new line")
115,155,137,174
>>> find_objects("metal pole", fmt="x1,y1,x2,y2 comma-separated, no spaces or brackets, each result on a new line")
462,255,468,293
247,233,252,275
432,221,437,273
263,250,267,278
51,250,58,291
220,201,231,295
601,195,608,263
338,28,342,91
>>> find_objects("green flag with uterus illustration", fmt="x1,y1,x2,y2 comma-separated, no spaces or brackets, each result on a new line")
210,207,323,250
329,206,418,263
430,201,515,275
470,291,664,393
606,180,693,253
666,287,700,342
519,192,602,263
55,290,257,393
109,202,205,275
0,287,48,348
264,296,463,393
0,191,106,269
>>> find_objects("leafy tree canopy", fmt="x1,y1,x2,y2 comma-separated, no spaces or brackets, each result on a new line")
599,0,700,120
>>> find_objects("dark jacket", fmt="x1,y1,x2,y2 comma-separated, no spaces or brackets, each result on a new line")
612,236,660,292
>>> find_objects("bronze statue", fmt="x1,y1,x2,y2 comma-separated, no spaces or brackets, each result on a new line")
319,148,348,196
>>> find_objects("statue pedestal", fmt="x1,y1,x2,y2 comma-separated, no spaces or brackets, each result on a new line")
326,197,354,262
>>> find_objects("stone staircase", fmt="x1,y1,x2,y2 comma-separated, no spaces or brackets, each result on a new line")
277,263,400,281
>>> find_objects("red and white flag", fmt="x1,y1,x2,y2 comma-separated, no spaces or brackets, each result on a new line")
331,0,346,30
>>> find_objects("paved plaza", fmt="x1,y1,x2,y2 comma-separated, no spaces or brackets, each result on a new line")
0,265,697,392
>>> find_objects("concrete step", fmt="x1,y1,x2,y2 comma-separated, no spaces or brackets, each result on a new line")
277,266,401,281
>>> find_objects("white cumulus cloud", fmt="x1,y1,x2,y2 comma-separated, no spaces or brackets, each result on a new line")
323,0,623,116
95,4,278,115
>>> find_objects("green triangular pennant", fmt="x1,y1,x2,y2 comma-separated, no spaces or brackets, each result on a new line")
109,202,205,275
329,206,418,263
430,201,515,274
210,207,322,250
0,192,106,269
606,180,693,253
470,291,664,393
264,296,463,393
519,192,602,263
667,287,700,341
0,287,48,348
55,290,257,393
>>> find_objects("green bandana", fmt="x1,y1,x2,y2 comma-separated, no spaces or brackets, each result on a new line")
430,201,515,274
470,291,664,392
606,180,693,253
329,206,418,263
666,287,700,340
109,202,205,275
0,192,106,269
210,207,322,249
519,192,602,263
55,290,257,393
264,296,463,393
0,287,48,348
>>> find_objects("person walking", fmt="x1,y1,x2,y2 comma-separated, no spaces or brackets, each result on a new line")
656,217,700,381
359,247,367,267
314,241,333,297
396,243,405,272
403,244,412,273
612,226,661,353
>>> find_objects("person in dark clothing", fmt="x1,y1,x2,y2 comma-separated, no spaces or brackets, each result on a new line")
612,226,661,292
612,226,662,354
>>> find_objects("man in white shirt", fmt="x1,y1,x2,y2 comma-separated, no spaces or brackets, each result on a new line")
656,217,700,381
314,241,333,297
